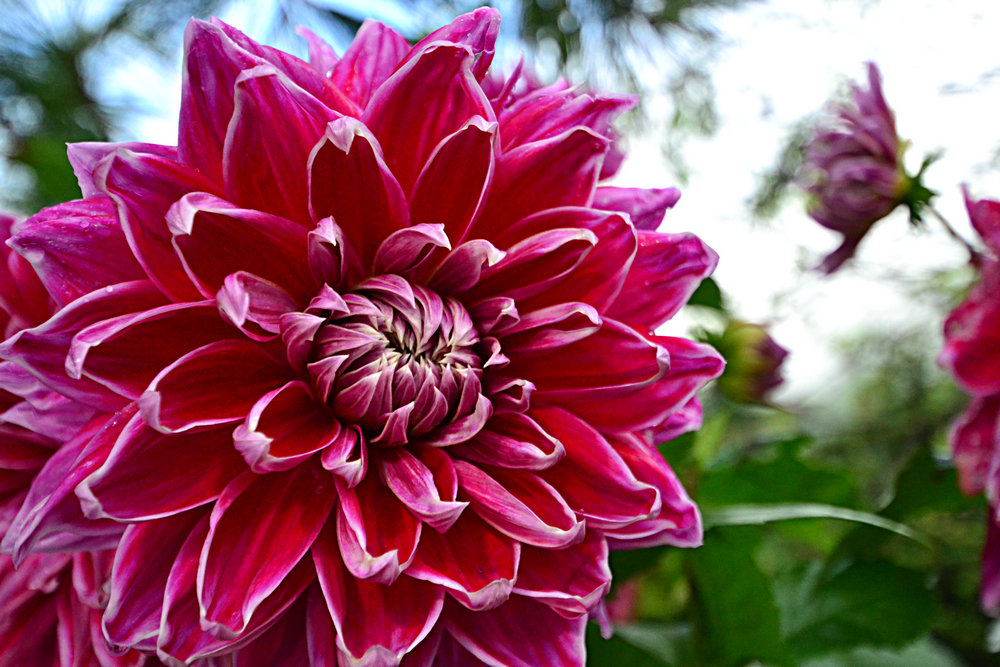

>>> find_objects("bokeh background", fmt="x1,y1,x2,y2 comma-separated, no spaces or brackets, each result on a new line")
2,1,999,664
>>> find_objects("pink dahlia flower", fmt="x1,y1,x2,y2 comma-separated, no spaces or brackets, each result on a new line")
803,63,914,274
940,190,1000,614
0,9,722,665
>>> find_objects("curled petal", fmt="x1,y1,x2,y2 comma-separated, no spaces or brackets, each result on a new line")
198,465,334,638
217,272,298,341
427,239,505,296
363,43,495,194
454,461,583,548
378,446,468,533
373,223,451,277
408,511,519,611
140,339,293,433
328,20,410,108
77,413,244,521
513,530,611,617
67,141,177,198
307,217,364,291
404,8,500,80
234,380,343,473
450,411,564,471
336,474,421,584
295,26,338,75
321,425,368,488
499,88,634,151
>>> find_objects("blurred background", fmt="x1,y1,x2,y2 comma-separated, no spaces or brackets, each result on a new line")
1,0,999,664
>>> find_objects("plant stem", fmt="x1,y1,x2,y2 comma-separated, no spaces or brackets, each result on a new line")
927,205,981,265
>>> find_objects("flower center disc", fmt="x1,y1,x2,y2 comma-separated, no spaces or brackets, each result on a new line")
309,275,484,446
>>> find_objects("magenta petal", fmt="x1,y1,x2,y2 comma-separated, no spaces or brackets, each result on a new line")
223,65,339,223
941,282,1000,397
513,530,611,617
167,192,313,301
308,117,410,265
373,223,451,277
410,117,497,244
378,446,468,533
139,339,293,433
499,88,634,151
450,411,565,471
9,198,145,307
454,461,583,548
951,397,1000,496
233,380,343,473
405,8,500,80
363,43,495,195
320,425,368,488
496,302,601,353
593,186,681,231
470,127,609,242
408,511,519,611
427,239,505,296
228,598,312,667
306,585,338,667
295,26,338,76
329,19,410,108
1,411,127,563
217,272,298,341
608,231,719,331
67,141,177,198
534,406,661,529
77,413,244,521
648,395,703,444
67,301,239,399
198,464,334,639
446,595,587,667
313,524,444,667
605,432,702,549
95,147,217,301
104,509,205,646
0,280,167,411
336,474,422,583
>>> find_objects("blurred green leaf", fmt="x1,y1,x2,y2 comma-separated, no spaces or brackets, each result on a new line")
801,638,963,667
690,530,788,666
686,277,725,311
704,503,927,545
586,621,675,666
775,561,938,660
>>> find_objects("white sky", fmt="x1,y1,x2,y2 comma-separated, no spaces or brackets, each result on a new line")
110,0,1000,409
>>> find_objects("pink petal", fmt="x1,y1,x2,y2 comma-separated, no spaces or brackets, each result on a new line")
373,223,451,277
313,527,444,667
378,446,468,533
198,464,334,638
534,406,661,529
607,231,719,331
446,595,587,667
335,474,422,584
329,20,410,108
410,117,497,245
67,141,177,198
408,511,519,611
450,410,564,471
404,8,500,80
104,509,206,647
295,26,338,76
498,88,634,150
306,585,338,667
77,413,244,521
139,339,293,433
454,461,583,548
167,192,313,302
469,127,609,242
593,186,681,231
605,432,702,549
363,43,495,195
513,530,611,617
229,597,311,667
495,302,602,353
308,117,409,265
67,301,239,399
223,65,339,223
951,397,1000,496
941,279,1000,397
9,198,144,307
1,411,127,563
320,425,368,488
233,380,343,473
648,395,703,444
217,272,298,342
0,280,167,411
426,239,505,296
95,147,218,301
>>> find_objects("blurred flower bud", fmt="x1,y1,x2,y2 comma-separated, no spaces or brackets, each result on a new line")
712,321,788,405
802,62,933,273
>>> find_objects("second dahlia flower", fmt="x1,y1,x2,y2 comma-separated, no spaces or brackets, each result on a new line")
0,9,723,664
802,62,931,273
940,190,1000,614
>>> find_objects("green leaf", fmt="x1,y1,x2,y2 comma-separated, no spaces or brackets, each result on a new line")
586,622,675,666
686,277,725,311
774,561,938,660
689,530,788,666
703,503,928,546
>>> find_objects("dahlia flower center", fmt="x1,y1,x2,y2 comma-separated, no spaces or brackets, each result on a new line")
309,276,484,445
